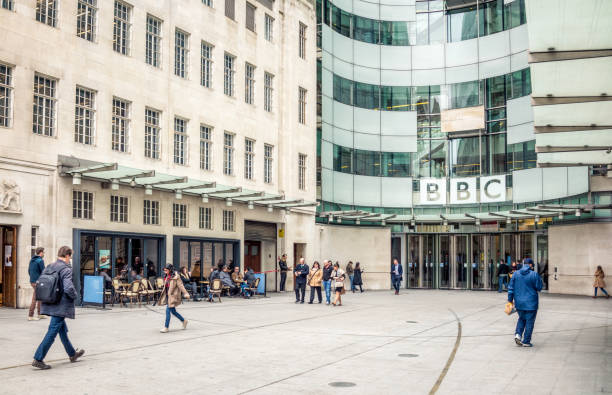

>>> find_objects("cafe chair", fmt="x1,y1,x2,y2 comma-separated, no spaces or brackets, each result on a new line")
124,281,142,307
140,278,160,304
112,278,127,307
208,279,222,303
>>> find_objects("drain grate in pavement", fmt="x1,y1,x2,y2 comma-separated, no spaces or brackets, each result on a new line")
406,320,418,323
398,353,419,358
329,382,356,388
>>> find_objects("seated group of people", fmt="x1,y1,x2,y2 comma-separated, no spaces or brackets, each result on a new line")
178,263,258,301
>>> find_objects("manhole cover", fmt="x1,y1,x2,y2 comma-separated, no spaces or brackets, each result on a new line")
398,353,419,358
329,382,356,388
406,320,418,323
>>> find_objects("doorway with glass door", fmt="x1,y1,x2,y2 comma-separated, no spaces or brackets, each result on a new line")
0,225,17,307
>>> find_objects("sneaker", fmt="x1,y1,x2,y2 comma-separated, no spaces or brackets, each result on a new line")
326,302,330,305
522,342,533,347
69,349,85,363
308,302,313,304
295,300,299,304
182,320,188,330
28,316,40,321
514,334,523,346
300,301,304,304
160,327,169,333
32,360,51,370
38,315,47,319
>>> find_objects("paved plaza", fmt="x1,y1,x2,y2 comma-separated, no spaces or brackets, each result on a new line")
0,290,610,395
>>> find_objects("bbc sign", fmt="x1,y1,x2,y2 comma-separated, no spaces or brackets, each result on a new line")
419,176,506,205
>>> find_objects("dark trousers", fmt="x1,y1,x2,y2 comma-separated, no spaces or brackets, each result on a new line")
309,286,322,303
515,309,537,344
295,282,306,302
280,271,287,291
34,316,76,361
392,279,401,292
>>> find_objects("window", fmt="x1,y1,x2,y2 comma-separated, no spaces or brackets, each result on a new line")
246,3,256,32
299,22,307,59
173,203,187,227
32,74,57,136
174,29,189,78
264,14,274,42
113,1,131,55
223,132,234,175
72,190,93,219
354,16,380,44
245,63,255,104
200,125,212,170
143,199,160,225
264,72,273,112
225,0,234,19
144,108,160,159
447,6,477,42
222,210,234,231
298,87,307,124
74,87,96,145
200,42,212,88
224,53,235,96
415,1,444,45
479,0,504,37
110,195,128,223
245,138,254,180
76,0,97,42
36,0,57,27
333,145,353,174
199,207,212,229
31,226,39,257
298,153,306,190
264,144,273,184
112,97,130,152
0,64,13,128
2,0,14,10
145,14,162,67
174,117,187,165
202,0,213,7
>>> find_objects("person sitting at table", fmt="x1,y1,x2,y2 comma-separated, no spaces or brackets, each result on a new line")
116,268,128,282
179,266,199,301
219,265,238,295
146,260,157,278
99,268,112,290
244,267,256,287
131,269,142,281
231,266,244,284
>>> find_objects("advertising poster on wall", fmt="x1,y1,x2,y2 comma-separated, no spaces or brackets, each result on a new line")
99,249,111,269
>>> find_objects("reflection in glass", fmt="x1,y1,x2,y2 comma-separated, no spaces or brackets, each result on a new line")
331,3,351,37
354,16,379,44
408,235,420,288
332,74,352,105
485,75,506,108
381,152,411,177
354,149,380,176
440,235,450,288
447,5,477,42
413,140,430,177
353,81,379,109
451,137,480,176
455,235,468,288
430,139,447,177
380,21,411,46
484,133,507,175
381,85,411,111
333,145,352,173
479,0,503,36
450,80,482,109
429,11,444,44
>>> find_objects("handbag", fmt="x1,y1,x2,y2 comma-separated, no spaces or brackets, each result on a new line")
504,302,516,315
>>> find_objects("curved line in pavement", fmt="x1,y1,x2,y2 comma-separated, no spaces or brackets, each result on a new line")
429,309,462,395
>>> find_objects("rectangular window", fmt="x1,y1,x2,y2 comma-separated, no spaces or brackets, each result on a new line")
245,63,255,104
225,0,234,19
264,144,273,184
298,153,306,190
113,1,131,55
224,53,235,96
199,207,212,229
31,226,39,257
299,22,307,59
200,125,212,170
264,14,274,42
223,132,234,175
72,190,93,219
33,74,57,136
2,0,14,10
222,210,234,232
76,0,97,42
74,86,96,145
245,138,254,180
200,41,213,88
174,28,189,78
143,199,160,225
110,195,128,223
36,0,57,27
173,203,187,227
0,64,13,128
173,117,187,165
264,72,273,112
246,3,256,32
144,108,160,159
202,0,213,8
112,97,130,152
298,87,307,124
145,14,162,67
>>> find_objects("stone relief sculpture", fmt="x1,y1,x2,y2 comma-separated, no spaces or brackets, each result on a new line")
0,179,22,212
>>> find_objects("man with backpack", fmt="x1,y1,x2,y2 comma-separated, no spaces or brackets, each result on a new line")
32,246,84,369
28,247,46,321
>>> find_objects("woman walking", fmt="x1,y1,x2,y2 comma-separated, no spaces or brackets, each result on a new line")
308,261,323,304
353,262,364,293
158,264,190,333
331,263,346,306
346,261,354,292
593,266,609,298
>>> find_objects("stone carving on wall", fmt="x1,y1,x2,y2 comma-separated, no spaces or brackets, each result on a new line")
0,179,22,213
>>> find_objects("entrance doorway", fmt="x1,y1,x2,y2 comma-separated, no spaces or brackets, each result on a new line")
293,243,306,269
244,241,261,272
0,225,17,307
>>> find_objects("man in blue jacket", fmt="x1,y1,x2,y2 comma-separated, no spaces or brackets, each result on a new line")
391,258,403,295
508,258,543,347
294,257,309,304
28,247,46,321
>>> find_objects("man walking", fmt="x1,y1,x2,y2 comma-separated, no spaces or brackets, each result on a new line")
508,258,543,347
391,258,403,295
28,247,46,321
497,260,510,293
32,246,85,369
322,260,333,305
294,257,309,304
278,254,288,292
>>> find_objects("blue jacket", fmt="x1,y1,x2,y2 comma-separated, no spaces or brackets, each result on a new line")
28,255,45,283
40,260,78,319
391,263,403,281
295,264,309,284
508,264,543,311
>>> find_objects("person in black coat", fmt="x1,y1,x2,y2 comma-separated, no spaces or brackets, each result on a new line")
28,247,46,320
353,262,364,293
391,258,403,295
278,254,289,292
294,258,309,304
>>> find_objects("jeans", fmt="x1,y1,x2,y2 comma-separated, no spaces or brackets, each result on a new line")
309,286,322,303
323,280,332,303
515,309,537,344
349,275,355,291
392,279,401,292
34,316,76,361
594,287,609,296
165,306,184,328
498,275,508,293
29,283,41,317
295,282,306,302
279,272,287,291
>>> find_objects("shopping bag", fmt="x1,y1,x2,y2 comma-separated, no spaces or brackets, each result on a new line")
504,302,516,315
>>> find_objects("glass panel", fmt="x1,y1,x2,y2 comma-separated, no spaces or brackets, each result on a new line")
472,235,485,289
510,68,531,100
408,235,420,288
179,240,189,271
354,149,380,176
450,80,481,109
381,152,411,177
333,74,352,105
214,242,224,269
225,243,234,269
354,15,379,44
486,75,506,108
190,242,201,273
429,11,444,44
439,235,450,288
536,234,548,290
479,0,503,36
423,235,434,288
489,234,502,289
333,145,353,173
380,21,410,46
504,233,516,268
447,5,477,42
97,237,112,273
451,137,480,176
115,238,128,280
519,233,533,264
381,85,411,111
430,139,447,177
353,81,379,109
413,139,430,177
455,235,468,288
79,235,95,292
485,133,507,175
131,239,143,280
203,242,213,279
144,239,159,279
416,12,428,45
331,3,351,37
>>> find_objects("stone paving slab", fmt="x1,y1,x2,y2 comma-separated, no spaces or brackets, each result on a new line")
0,290,610,395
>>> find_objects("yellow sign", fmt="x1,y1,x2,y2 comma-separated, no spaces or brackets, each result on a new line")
278,229,284,238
